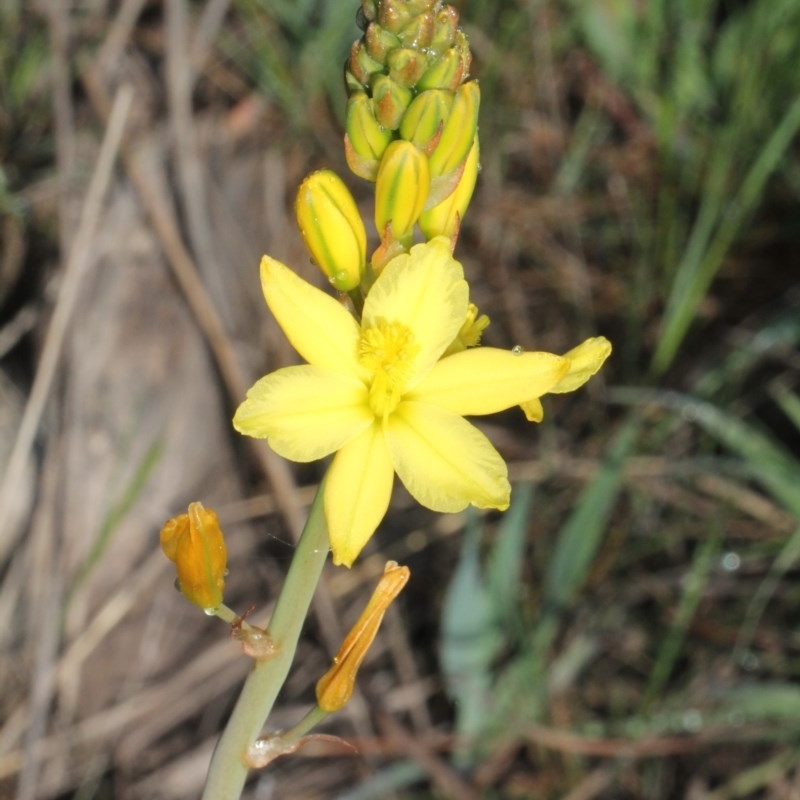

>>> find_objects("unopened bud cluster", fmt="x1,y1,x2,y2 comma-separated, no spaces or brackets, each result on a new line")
293,0,481,300
344,0,480,252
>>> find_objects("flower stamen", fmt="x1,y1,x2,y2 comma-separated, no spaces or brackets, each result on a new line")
358,320,420,417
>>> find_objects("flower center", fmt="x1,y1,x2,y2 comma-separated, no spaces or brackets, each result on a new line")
358,320,420,418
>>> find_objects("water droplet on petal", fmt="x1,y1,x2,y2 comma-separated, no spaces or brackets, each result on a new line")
203,606,218,616
511,345,524,356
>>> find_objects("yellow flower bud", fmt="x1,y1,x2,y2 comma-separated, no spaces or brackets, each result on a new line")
374,140,430,244
295,170,367,292
419,134,479,241
316,561,410,712
160,502,227,611
345,93,394,181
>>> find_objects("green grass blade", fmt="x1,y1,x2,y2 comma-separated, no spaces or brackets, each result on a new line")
541,418,641,620
643,527,719,707
486,482,533,622
652,92,800,374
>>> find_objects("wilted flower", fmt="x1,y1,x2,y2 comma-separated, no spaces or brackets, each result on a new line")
160,502,227,611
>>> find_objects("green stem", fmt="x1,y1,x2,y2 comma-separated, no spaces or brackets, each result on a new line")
202,477,330,800
277,705,330,747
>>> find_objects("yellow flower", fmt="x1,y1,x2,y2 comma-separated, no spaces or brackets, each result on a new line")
160,502,227,610
316,561,410,712
233,237,570,567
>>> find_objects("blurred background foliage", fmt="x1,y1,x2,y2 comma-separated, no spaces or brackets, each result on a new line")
1,0,800,798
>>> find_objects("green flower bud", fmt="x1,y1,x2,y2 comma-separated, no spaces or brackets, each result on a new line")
454,29,473,76
419,135,479,240
295,170,366,292
345,69,364,96
397,12,435,49
416,46,465,91
365,22,400,62
348,40,383,88
371,73,414,130
387,47,429,88
359,0,377,24
378,0,435,35
430,5,459,51
375,140,430,244
345,93,394,180
399,89,454,152
427,80,480,204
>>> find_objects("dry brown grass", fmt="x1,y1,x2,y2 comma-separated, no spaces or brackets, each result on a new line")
2,2,800,799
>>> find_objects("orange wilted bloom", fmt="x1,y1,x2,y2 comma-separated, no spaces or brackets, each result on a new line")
316,561,410,712
160,502,227,611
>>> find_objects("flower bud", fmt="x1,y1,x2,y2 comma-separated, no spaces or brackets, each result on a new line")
295,170,366,292
399,89,454,152
359,0,377,25
398,11,434,49
345,93,394,181
348,40,383,88
365,22,400,62
378,0,434,35
160,502,227,611
425,81,480,207
372,74,414,130
316,561,410,712
428,80,480,179
430,4,459,51
419,134,479,240
375,140,430,244
416,47,465,92
386,47,429,88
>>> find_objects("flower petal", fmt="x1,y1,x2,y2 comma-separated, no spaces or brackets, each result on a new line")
362,238,468,384
386,401,510,513
549,336,612,393
520,398,544,423
409,348,568,415
233,366,371,461
260,256,363,376
326,423,395,567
